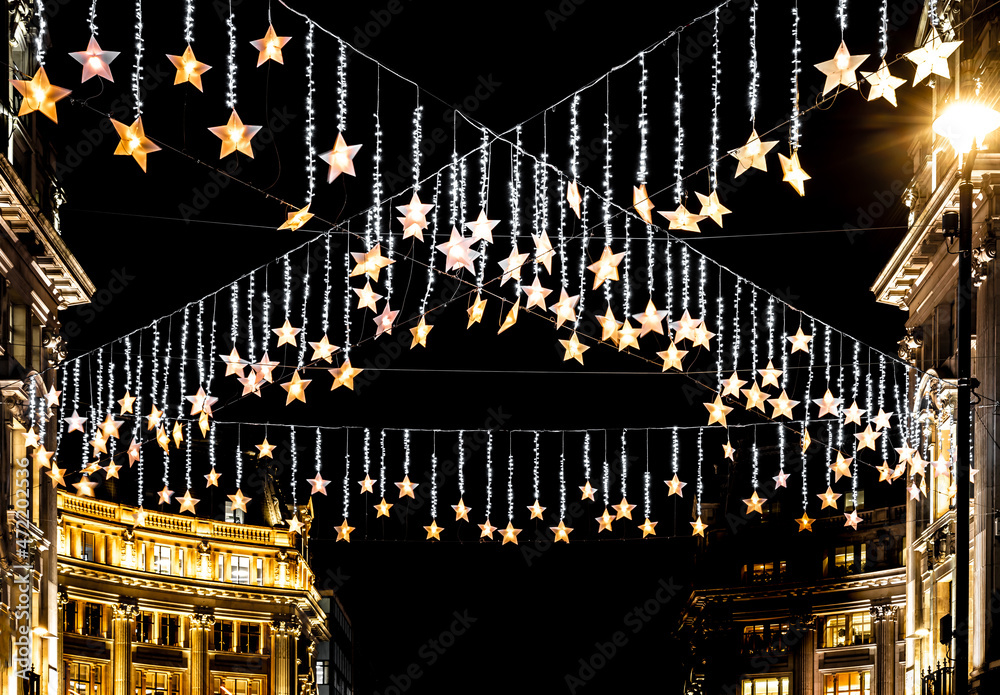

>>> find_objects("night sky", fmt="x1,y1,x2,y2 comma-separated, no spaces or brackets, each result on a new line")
40,1,925,692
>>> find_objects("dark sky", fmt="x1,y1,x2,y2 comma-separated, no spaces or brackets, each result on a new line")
40,1,925,692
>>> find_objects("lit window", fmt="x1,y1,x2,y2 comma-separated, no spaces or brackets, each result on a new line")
68,662,102,694
744,561,786,584
83,603,102,637
177,548,185,577
741,623,790,655
824,671,871,695
316,660,329,686
821,613,874,648
255,558,264,585
82,533,96,562
153,545,172,575
230,556,250,585
832,545,869,575
216,554,225,581
238,623,261,654
135,612,154,643
159,615,181,647
214,621,234,652
138,670,181,695
741,676,790,695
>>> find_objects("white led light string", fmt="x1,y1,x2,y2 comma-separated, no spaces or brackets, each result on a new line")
457,431,465,500
337,39,347,132
643,436,651,520
342,430,350,519
673,37,684,206
180,305,190,489
507,433,515,522
402,429,410,476
602,78,613,306
748,0,759,125
290,426,299,505
620,429,628,498
298,251,312,366
532,431,540,502
89,1,99,36
838,0,848,37
247,273,255,359
412,96,423,187
184,0,194,44
420,172,441,314
696,429,704,518
879,0,889,59
430,433,438,520
132,1,144,120
477,127,491,289
583,431,591,485
161,318,173,491
225,0,237,109
709,9,721,191
851,340,861,508
560,433,567,521
305,20,316,203
485,430,493,520
373,71,388,293
790,2,801,151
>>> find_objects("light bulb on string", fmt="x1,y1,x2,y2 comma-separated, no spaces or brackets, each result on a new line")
247,273,255,359
583,431,591,483
343,230,352,356
485,430,493,520
373,72,389,295
790,3,802,151
130,0,144,117
457,431,466,499
532,431,540,502
696,429,704,517
674,37,684,206
225,1,236,109
749,0,759,125
560,433,567,521
290,427,299,505
430,432,438,520
603,431,610,506
412,98,423,188
716,273,725,390
342,430,350,520
709,9,721,191
507,433,515,522
337,39,347,132
603,77,613,307
403,429,410,477
297,250,312,367
419,172,442,315
304,20,316,203
732,278,742,372
620,429,628,498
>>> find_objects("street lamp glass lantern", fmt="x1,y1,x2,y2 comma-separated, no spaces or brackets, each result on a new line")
933,101,1000,154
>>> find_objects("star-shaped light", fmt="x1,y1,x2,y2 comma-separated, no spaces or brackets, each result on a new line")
167,44,211,91
436,227,480,274
352,473,373,495
659,203,705,233
73,475,99,498
616,320,641,352
802,430,812,453
527,499,546,520
33,446,54,468
908,480,925,500
409,317,433,348
612,497,636,520
855,425,881,451
722,372,748,398
818,486,842,510
396,475,418,499
157,485,175,506
220,348,247,377
905,32,962,86
208,110,261,159
372,303,399,338
127,439,141,467
396,193,434,240
521,276,552,311
872,408,894,431
560,332,589,364
100,414,124,439
695,190,731,227
691,516,708,537
910,453,928,478
250,24,291,66
64,410,88,433
861,59,906,106
479,518,498,539
90,434,108,457
498,301,519,335
894,445,916,464
424,519,444,541
350,243,395,281
11,67,72,122
103,461,122,479
156,427,170,453
306,472,330,496
814,40,869,95
551,520,573,543
596,305,622,344
639,518,658,538
309,335,339,363
353,281,383,313
44,385,61,408
795,512,814,532
375,498,393,518
665,474,687,497
567,181,582,218
731,129,777,176
768,390,799,419
757,360,782,389
596,508,615,532
278,203,314,231
252,353,278,383
452,498,472,522
787,328,812,354
704,396,733,428
112,117,160,172
256,438,276,459
280,370,312,405
82,461,101,475
690,323,716,350
329,359,363,391
273,319,301,347
931,458,951,479
465,209,500,243
335,519,355,542
773,469,791,488
671,310,702,343
580,481,597,501
587,246,625,289
657,343,687,371
133,508,148,528
779,151,810,197
532,231,555,274
286,515,304,534
813,389,843,418
176,490,199,514
319,133,363,182
842,400,866,426
633,299,668,337
723,441,735,460
146,404,163,430
500,522,522,545
172,421,184,447
633,184,655,224
203,467,222,487
550,289,580,329
237,370,264,398
47,464,66,488
831,452,854,482
22,427,41,448
741,381,769,413
844,510,862,530
877,461,894,482
228,489,251,513
743,491,765,515
498,245,530,286
467,293,488,328
70,36,120,82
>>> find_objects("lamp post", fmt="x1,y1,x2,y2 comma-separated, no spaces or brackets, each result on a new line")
932,101,1000,695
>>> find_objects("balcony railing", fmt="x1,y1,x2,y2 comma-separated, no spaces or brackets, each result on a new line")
921,663,953,695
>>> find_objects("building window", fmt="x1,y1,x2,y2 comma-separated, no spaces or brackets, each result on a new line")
741,623,791,655
139,543,147,571
255,557,264,585
821,613,873,648
832,544,868,576
744,561,787,585
316,660,329,686
82,533,96,562
238,623,261,654
177,548,185,577
230,555,251,585
742,676,791,695
63,600,78,634
153,545,172,575
216,554,225,581
138,670,181,695
213,677,262,695
83,603,102,637
68,662,102,694
159,614,181,647
214,620,234,652
824,671,871,695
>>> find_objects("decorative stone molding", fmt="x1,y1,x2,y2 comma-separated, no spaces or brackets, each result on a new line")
112,599,139,620
870,601,897,623
190,610,215,629
271,619,302,638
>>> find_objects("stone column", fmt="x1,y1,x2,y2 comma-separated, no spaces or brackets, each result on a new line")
871,602,898,695
57,592,69,693
111,601,138,695
791,615,816,695
271,620,301,695
189,611,215,695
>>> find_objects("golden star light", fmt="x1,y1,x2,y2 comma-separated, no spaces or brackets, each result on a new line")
665,474,687,497
560,332,589,364
329,359,363,391
633,184,655,224
353,280,383,312
278,203,314,231
375,498,393,517
854,425,881,451
358,474,375,494
787,327,812,353
722,372,747,398
741,381,769,413
396,193,434,240
396,475,418,499
10,67,72,122
778,151,810,197
813,389,843,418
155,428,170,453
198,411,211,436
908,481,925,500
127,439,141,467
373,304,399,338
250,24,291,66
436,227,480,274
220,348,247,377
695,190,731,227
256,437,276,459
690,516,708,537
723,441,735,460
910,453,928,478
22,427,41,448
659,203,705,232
818,486,842,510
82,461,101,475
498,301,519,334
596,305,622,344
205,467,222,487
237,370,264,397
690,323,716,350
905,32,962,86
272,319,300,347
47,464,67,488
831,452,853,482
409,317,433,348
767,390,799,419
307,472,330,496
309,334,339,363
876,462,893,482
842,400,866,426
70,36,120,82
166,44,211,90
549,289,580,329
452,498,472,522
861,59,906,106
521,276,552,311
596,508,615,532
567,181,582,218
185,387,211,415
773,470,791,488
286,515,304,534
465,209,500,243
801,430,812,453
612,497,636,520
112,117,161,172
228,489,251,513
172,421,184,447
533,230,555,274
157,485,175,506
633,299,668,337
795,512,814,532
500,522,522,545
616,320,641,352
580,481,597,501
177,490,199,514
814,40,869,95
639,518,658,538
89,433,108,457
103,461,122,479
587,245,626,289
757,360,782,389
64,410,88,433
73,475,99,498
33,446,54,468
844,510,862,530
335,519,355,542
657,343,687,371
319,133,363,182
704,395,733,428
551,520,573,543
743,491,765,515
479,518,498,539
931,458,951,479
872,408,894,431
208,110,261,159
467,293,488,328
45,385,61,408
527,499,546,520
424,520,444,541
253,353,279,382
731,129,777,176
670,310,702,343
498,245,530,285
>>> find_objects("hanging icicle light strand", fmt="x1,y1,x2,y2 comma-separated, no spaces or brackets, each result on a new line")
35,1,46,65
305,21,316,203
89,1,99,36
749,0,759,123
674,38,684,204
637,52,649,185
457,431,466,497
533,431,541,501
412,98,423,187
838,0,848,36
184,0,194,44
342,431,350,519
225,0,237,109
485,430,493,519
337,39,347,132
132,0,144,117
879,0,889,58
790,3,801,150
709,9,721,191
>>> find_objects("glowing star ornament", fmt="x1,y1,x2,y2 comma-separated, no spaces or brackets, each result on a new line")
203,466,222,487
741,381,769,413
586,246,626,289
127,439,141,467
309,335,339,363
82,461,101,475
552,520,573,543
854,425,881,451
498,302,519,335
22,427,40,448
633,299,668,337
894,445,916,464
813,389,843,418
436,227,480,274
814,41,869,95
778,151,810,197
773,470,791,488
356,473,375,495
172,421,184,447
787,328,812,354
844,510,862,530
670,310,701,343
905,32,962,86
47,464,66,488
349,243,396,281
256,438,276,459
177,490,199,514
409,317,433,348
10,67,72,122
842,400,866,426
659,203,705,233
657,342,688,371
767,390,799,420
220,348,248,377
690,516,708,537
908,480,925,500
802,430,812,453
567,181,582,218
186,387,213,416
704,396,733,428
157,485,175,506
155,427,170,453
102,461,121,480
286,515,304,534
550,289,580,329
723,441,735,460
33,446,54,468
452,498,472,522
465,209,500,243
580,481,597,501
722,372,748,398
252,354,278,382
521,277,552,311
665,474,687,497
227,489,250,513
479,518,498,539
932,458,951,479
424,520,444,541
731,129,777,176
861,59,906,106
691,323,716,350
532,230,555,274
877,461,894,482
396,475,418,499
319,133,363,182
396,193,434,241
335,519,355,542
167,44,211,90
617,320,641,352
743,491,765,515
111,117,160,172
818,486,842,510
45,385,61,408
872,409,894,431
527,499,547,520
329,359,362,391
795,512,814,532
250,24,291,66
560,332,589,364
633,184,655,224
73,475,99,498
90,434,108,456
281,371,312,405
596,509,615,532
695,190,731,227
70,36,120,83
910,453,928,478
758,360,782,389
596,305,622,344
273,319,301,347
278,204,313,231
353,281,383,313
209,110,261,159
500,522,522,545
498,246,530,286
831,452,854,482
612,498,636,521
238,370,263,397
467,293,488,328
639,518,658,538
64,410,88,433
375,498,393,518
